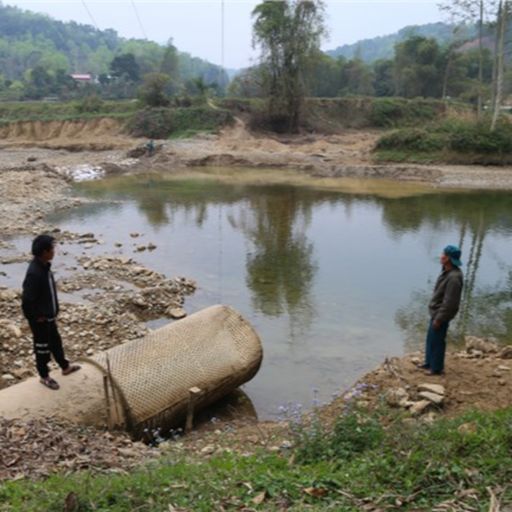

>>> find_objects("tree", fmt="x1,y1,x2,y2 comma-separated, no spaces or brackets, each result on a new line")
438,0,498,116
252,0,326,132
491,0,509,130
109,53,140,82
228,67,264,97
373,59,395,97
138,72,170,107
340,58,374,96
393,36,444,98
26,65,53,98
160,39,179,78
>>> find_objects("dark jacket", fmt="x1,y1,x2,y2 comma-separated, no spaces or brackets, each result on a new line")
22,258,59,322
428,266,463,323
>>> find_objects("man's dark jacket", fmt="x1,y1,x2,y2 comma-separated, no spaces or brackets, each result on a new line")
22,258,59,322
429,266,463,324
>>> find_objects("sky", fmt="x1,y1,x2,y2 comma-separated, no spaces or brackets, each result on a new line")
4,0,446,69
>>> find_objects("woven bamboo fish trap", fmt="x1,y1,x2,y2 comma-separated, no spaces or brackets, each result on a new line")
0,305,263,438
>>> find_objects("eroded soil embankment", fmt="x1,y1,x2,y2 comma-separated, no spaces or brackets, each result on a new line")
2,117,512,189
0,117,135,151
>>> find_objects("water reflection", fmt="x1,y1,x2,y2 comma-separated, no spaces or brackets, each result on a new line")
74,175,512,344
230,188,316,332
44,172,512,416
76,176,327,330
387,192,512,343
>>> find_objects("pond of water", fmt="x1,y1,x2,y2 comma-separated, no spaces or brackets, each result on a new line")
45,169,512,418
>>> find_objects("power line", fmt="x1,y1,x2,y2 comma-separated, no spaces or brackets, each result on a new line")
131,0,148,40
80,0,99,31
221,0,225,71
219,0,225,87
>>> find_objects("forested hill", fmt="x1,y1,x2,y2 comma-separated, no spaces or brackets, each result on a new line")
327,22,477,62
0,3,225,84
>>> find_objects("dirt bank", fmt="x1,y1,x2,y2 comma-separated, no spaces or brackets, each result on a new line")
0,118,134,151
2,118,512,189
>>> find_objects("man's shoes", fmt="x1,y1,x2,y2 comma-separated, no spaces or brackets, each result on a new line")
416,363,430,370
425,370,444,376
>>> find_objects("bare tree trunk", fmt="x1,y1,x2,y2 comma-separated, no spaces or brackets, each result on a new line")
443,48,454,100
491,8,500,109
491,0,507,131
477,0,484,118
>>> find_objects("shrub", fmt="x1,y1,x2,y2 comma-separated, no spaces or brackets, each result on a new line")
128,106,233,138
75,95,104,114
170,106,233,134
128,107,174,138
449,122,512,154
376,128,445,152
137,73,171,108
370,98,441,127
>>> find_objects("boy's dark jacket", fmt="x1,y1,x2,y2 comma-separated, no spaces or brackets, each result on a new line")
22,258,59,322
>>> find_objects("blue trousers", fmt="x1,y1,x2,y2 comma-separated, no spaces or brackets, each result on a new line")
424,319,449,374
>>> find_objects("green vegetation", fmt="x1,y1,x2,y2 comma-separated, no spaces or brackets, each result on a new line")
251,0,326,132
0,3,227,102
369,98,447,127
1,0,510,135
375,118,512,164
1,406,511,511
0,99,137,125
127,106,234,139
327,22,476,63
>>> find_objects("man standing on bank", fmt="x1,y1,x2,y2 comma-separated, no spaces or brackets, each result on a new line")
420,245,464,376
22,235,80,390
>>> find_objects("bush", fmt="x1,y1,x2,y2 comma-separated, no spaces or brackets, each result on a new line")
370,98,441,127
137,73,170,108
376,128,445,152
128,106,234,138
449,121,512,154
128,107,174,138
75,95,104,114
170,106,233,134
249,110,293,133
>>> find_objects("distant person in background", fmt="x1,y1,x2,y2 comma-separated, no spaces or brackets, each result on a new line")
22,235,80,390
145,139,155,156
419,245,464,376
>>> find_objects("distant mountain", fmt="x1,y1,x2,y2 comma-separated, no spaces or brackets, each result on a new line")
327,22,478,63
0,3,226,84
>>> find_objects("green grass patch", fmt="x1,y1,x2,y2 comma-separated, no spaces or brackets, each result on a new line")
2,407,511,511
0,99,138,122
374,149,444,164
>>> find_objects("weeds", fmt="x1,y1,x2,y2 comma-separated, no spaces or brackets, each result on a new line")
1,406,511,510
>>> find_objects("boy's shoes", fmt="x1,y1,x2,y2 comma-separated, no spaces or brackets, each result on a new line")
62,364,81,376
40,377,60,390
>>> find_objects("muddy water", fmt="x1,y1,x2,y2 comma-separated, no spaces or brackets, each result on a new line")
49,169,512,418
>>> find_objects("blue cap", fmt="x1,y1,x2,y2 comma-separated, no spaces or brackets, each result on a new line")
444,245,462,267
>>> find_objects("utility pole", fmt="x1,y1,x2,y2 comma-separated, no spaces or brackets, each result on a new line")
491,0,507,131
478,0,484,118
